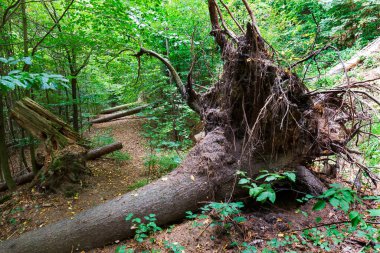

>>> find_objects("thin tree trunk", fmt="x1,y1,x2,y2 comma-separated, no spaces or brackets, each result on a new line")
71,77,79,132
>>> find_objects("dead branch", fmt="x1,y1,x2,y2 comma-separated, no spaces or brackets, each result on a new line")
134,48,201,114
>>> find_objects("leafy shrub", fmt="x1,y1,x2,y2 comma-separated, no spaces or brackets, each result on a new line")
237,170,297,204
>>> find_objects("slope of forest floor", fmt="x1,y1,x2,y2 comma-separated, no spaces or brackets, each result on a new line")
0,116,148,241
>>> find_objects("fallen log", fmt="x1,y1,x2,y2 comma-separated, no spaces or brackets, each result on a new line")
0,172,34,192
328,37,380,75
85,142,123,160
0,129,311,253
0,142,124,192
100,101,142,114
91,104,148,124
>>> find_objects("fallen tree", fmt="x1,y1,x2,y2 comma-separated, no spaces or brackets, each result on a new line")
1,1,377,252
90,104,148,124
6,98,125,193
100,101,142,114
328,36,380,75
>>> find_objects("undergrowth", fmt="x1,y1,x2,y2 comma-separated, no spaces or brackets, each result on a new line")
90,130,131,161
117,171,379,253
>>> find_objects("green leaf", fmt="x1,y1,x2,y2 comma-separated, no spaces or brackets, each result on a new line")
256,191,276,203
349,211,360,220
125,213,134,221
233,216,247,223
264,175,279,182
249,186,263,197
23,57,32,65
315,217,322,223
339,200,350,212
268,191,276,203
284,172,296,182
368,209,380,217
238,178,250,185
349,211,361,227
329,198,340,208
313,200,326,211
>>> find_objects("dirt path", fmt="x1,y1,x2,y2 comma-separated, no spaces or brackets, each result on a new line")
0,116,148,241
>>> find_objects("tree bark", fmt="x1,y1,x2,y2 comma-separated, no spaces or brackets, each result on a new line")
71,77,79,132
0,93,15,190
100,102,142,114
0,172,34,192
90,104,148,124
85,142,123,160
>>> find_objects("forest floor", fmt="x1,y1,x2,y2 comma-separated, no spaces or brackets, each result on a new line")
0,116,148,242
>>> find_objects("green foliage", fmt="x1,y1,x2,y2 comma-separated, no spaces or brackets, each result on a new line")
360,122,380,168
0,57,68,92
186,202,246,232
125,213,162,243
90,131,130,161
163,240,185,253
126,178,150,191
237,170,297,204
312,183,360,213
144,151,182,177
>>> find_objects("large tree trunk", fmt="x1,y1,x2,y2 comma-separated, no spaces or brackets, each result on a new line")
0,1,369,252
0,129,305,253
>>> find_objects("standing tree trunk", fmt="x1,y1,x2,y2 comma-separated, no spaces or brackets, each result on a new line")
0,93,15,190
0,1,374,252
71,76,79,132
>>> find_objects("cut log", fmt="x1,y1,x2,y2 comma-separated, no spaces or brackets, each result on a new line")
85,142,123,160
0,172,35,192
11,98,80,149
100,101,142,114
91,104,148,124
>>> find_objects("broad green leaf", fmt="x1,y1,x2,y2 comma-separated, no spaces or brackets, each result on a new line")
368,209,380,217
238,178,250,185
313,200,326,211
125,213,134,221
329,198,340,208
284,172,296,182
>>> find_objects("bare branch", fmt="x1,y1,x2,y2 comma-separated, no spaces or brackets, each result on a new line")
219,0,244,33
134,48,201,114
241,0,262,38
214,2,238,43
207,0,227,50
